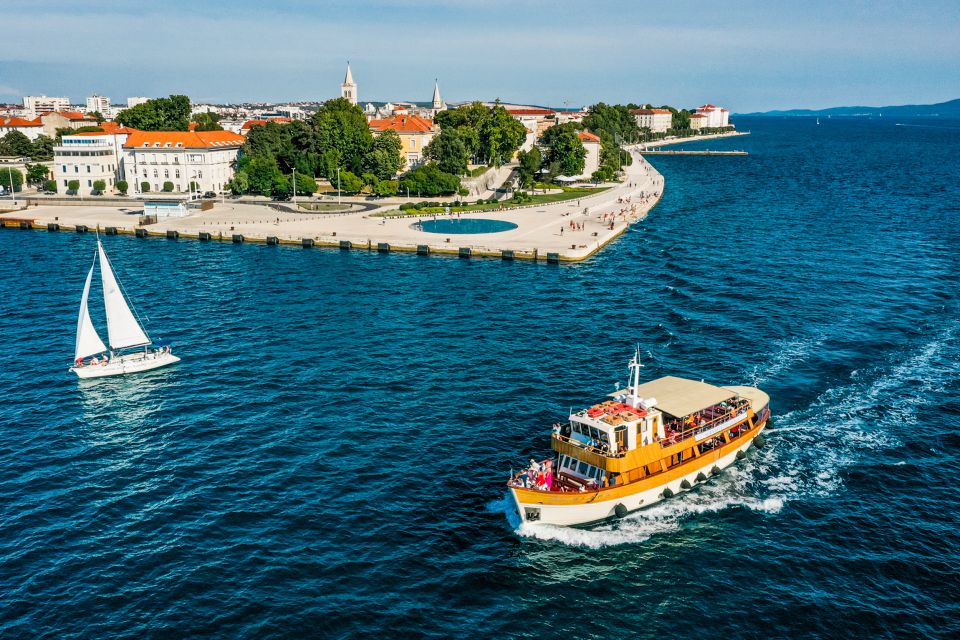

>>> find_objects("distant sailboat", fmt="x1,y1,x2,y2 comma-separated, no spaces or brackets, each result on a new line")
816,117,820,125
71,238,179,378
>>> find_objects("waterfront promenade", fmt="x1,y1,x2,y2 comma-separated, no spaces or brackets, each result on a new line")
1,149,665,262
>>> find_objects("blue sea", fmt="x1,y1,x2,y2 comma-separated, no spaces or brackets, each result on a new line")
1,117,959,639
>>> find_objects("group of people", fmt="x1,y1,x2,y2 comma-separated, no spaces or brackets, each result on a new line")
73,345,172,368
514,458,556,491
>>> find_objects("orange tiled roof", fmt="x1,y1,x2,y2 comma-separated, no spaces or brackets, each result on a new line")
123,130,245,149
99,121,139,134
690,113,708,118
0,116,41,127
507,108,555,116
39,110,95,121
630,108,672,115
577,131,601,143
369,115,435,134
241,117,293,130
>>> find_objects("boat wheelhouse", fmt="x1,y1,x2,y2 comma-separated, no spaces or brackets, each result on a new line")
508,351,770,527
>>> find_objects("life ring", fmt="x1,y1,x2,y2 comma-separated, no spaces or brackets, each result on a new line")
614,503,628,519
661,487,674,499
680,479,692,490
696,472,707,483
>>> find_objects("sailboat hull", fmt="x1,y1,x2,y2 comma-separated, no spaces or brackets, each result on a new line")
71,351,180,379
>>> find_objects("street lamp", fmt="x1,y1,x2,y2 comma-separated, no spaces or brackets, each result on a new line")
336,166,341,205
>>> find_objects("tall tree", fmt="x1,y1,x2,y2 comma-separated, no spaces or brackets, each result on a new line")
25,163,49,185
540,123,586,176
309,97,373,177
516,146,542,188
424,129,469,175
364,129,404,179
1,131,34,156
115,95,191,131
191,112,223,131
30,135,54,160
433,101,526,165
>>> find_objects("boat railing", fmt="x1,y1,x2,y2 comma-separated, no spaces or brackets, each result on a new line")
552,433,627,458
660,400,751,447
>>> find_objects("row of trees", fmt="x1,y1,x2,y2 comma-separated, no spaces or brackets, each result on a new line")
114,95,192,131
423,101,528,175
230,98,405,198
0,131,54,161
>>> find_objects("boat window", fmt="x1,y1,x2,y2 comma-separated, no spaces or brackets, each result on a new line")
577,461,589,475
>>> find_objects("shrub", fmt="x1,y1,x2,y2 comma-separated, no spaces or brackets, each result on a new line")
67,179,80,194
92,179,106,195
115,180,128,195
458,188,469,196
140,181,150,193
162,181,174,192
398,202,415,211
43,179,57,193
373,180,399,197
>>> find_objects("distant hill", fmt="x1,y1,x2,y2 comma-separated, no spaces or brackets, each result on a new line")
740,98,960,117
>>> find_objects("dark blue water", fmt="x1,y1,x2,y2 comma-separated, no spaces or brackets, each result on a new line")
2,117,959,639
416,218,518,234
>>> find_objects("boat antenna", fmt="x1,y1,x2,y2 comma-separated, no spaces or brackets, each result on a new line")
628,345,643,407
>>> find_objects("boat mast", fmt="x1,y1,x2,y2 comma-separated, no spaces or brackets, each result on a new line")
628,345,643,408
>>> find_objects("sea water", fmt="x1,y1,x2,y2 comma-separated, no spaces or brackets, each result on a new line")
1,117,958,638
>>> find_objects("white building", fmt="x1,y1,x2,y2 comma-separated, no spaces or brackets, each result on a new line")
341,62,357,105
630,108,673,133
127,96,150,108
0,116,44,141
53,131,132,196
123,130,245,194
86,95,111,117
23,95,70,119
695,104,731,128
577,131,602,179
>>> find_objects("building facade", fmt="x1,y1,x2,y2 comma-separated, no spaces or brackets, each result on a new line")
630,108,673,133
86,95,111,117
577,131,602,179
123,130,245,194
695,104,730,128
368,115,437,169
0,116,44,141
53,131,130,196
23,95,69,119
39,111,99,137
689,113,707,130
127,96,150,108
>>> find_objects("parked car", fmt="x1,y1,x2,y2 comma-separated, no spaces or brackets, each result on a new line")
203,191,216,199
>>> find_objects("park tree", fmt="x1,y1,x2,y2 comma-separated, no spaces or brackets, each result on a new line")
116,179,129,195
309,98,374,177
424,129,469,175
373,179,399,197
229,171,249,195
0,168,24,192
540,123,586,177
191,112,223,131
433,101,526,166
245,156,284,195
516,146,542,188
25,163,49,186
291,171,316,196
115,95,191,131
92,179,106,194
43,179,57,193
363,129,404,179
31,135,54,160
88,111,106,123
399,163,461,197
1,131,34,156
337,170,364,194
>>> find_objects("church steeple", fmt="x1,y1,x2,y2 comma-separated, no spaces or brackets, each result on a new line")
431,78,445,113
341,62,357,105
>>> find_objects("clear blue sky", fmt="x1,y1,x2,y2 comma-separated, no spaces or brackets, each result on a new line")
2,0,958,112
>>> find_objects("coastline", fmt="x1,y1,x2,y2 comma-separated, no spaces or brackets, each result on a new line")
0,134,759,262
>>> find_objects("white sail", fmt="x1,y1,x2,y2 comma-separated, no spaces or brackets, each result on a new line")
75,260,107,360
98,241,150,349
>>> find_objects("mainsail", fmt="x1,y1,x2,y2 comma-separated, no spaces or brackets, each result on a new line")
75,260,107,360
98,241,150,349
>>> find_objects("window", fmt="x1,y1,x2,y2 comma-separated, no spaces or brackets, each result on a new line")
87,165,91,173
61,165,66,172
175,170,180,178
63,179,68,186
74,166,79,173
164,169,169,178
153,169,158,178
142,169,147,177
87,180,91,187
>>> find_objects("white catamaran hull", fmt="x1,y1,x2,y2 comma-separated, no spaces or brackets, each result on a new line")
71,351,180,379
511,426,765,528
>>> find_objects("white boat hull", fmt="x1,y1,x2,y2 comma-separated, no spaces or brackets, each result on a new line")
71,351,180,379
510,426,765,528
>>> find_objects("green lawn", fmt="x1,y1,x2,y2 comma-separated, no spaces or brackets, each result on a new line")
372,186,609,217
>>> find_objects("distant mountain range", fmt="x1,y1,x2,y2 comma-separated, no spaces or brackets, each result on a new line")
739,98,960,117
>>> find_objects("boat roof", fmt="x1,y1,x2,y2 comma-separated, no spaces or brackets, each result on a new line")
610,376,737,418
721,385,770,413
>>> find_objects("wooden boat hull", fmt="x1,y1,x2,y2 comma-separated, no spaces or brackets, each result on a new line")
71,351,180,379
510,418,767,528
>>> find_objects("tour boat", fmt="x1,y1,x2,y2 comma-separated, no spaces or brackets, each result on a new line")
70,238,180,379
507,349,770,527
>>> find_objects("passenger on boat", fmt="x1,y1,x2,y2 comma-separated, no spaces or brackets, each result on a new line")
91,356,99,365
75,358,84,367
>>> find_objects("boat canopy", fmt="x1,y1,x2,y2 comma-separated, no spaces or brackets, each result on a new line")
611,375,736,418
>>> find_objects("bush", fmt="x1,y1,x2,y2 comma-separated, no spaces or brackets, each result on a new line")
43,179,57,193
115,180,128,195
67,179,80,194
457,188,469,196
373,180,399,197
162,181,175,192
398,202,415,211
140,181,150,193
92,179,106,195
0,168,24,193
399,163,461,197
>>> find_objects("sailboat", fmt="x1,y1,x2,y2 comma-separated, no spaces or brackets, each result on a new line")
70,238,180,379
